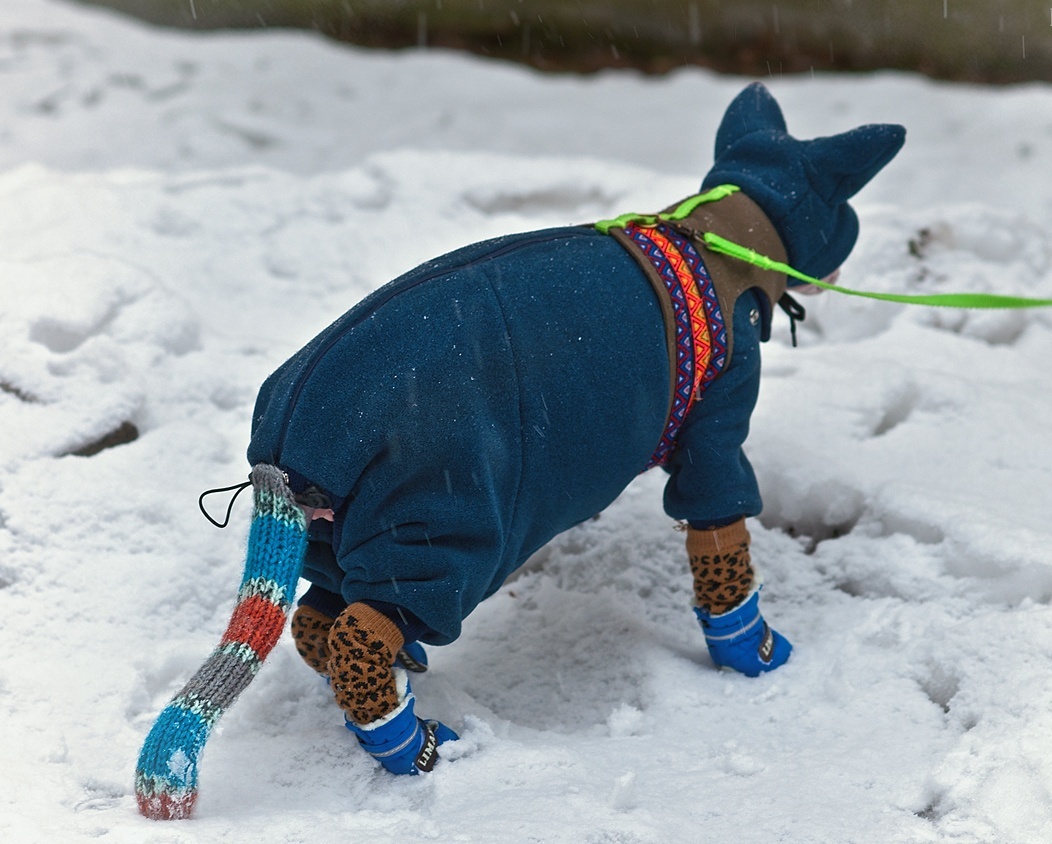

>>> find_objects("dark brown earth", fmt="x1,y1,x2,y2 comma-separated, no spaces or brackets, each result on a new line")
72,0,1052,84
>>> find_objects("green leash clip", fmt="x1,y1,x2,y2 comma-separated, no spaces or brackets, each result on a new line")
598,185,1052,311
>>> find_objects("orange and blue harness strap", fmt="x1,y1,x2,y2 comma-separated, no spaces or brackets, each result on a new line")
622,220,728,469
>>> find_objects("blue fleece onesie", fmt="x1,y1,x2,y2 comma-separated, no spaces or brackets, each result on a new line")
248,225,765,645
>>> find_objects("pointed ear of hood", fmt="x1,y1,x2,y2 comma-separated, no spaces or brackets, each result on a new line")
803,124,907,205
701,83,906,280
714,82,787,156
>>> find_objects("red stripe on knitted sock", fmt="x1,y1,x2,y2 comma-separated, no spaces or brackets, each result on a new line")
137,789,197,821
220,595,287,659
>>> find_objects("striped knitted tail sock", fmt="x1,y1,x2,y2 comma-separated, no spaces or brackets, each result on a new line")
134,464,308,820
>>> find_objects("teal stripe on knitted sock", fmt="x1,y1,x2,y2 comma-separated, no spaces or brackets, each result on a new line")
171,692,225,728
136,703,210,789
239,575,294,607
243,513,307,598
252,487,307,525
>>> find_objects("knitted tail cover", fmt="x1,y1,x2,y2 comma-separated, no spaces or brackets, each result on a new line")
134,464,307,820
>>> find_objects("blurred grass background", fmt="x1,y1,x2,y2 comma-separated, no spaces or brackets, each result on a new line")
71,0,1052,82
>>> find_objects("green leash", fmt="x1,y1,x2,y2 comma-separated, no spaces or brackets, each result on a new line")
597,185,1052,311
595,184,742,234
701,232,1052,310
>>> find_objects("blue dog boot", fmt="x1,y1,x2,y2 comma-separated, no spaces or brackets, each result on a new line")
395,641,429,673
345,678,457,775
694,589,792,677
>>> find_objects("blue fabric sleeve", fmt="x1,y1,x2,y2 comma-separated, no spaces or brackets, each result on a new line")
298,583,348,619
687,514,743,530
298,583,435,643
662,290,765,524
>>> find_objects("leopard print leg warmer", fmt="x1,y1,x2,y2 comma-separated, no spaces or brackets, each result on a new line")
290,605,336,675
687,519,757,616
327,602,405,725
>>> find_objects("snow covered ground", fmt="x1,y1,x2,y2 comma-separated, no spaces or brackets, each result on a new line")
3,1,1052,841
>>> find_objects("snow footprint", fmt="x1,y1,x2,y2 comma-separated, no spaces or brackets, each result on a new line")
905,208,1052,347
0,377,42,404
73,777,128,813
0,253,203,460
10,253,201,360
464,184,617,217
870,381,920,437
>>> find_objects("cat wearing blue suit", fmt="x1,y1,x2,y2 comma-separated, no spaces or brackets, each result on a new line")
244,83,906,775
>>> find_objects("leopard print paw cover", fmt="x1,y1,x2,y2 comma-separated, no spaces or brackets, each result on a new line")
687,519,756,616
290,604,335,675
327,602,406,725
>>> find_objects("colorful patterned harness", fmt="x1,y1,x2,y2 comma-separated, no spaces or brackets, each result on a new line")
623,222,728,470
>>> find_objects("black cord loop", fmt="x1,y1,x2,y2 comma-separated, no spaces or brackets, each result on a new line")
778,292,807,347
198,478,252,528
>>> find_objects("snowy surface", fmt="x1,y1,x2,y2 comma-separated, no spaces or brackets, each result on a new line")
3,2,1052,842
